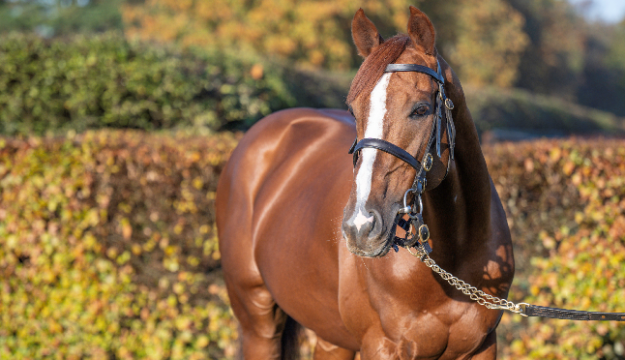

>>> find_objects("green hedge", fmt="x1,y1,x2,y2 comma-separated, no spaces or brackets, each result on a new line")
273,67,625,136
1,31,622,138
0,32,294,136
466,86,625,136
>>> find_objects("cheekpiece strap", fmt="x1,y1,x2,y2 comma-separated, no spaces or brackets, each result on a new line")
385,64,444,84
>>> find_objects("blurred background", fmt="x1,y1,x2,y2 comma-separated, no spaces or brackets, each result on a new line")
0,0,624,359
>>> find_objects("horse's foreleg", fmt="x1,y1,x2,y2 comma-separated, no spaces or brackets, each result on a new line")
230,283,289,360
313,337,356,360
357,329,403,360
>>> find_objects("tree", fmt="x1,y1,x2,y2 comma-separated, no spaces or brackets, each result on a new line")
0,0,124,36
122,0,404,70
121,0,529,87
448,0,528,87
506,0,586,99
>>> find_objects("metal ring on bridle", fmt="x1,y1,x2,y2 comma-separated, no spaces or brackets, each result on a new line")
400,188,423,218
413,193,423,216
399,188,415,214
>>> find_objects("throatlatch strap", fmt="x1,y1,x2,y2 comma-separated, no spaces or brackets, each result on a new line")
350,138,421,171
385,64,444,83
524,305,625,321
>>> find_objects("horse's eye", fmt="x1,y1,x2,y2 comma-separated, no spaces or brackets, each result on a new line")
411,105,430,118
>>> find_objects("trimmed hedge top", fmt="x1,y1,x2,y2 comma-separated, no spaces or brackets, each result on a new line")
0,32,294,136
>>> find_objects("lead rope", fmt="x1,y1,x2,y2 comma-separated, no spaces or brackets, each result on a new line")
406,245,528,315
405,239,625,321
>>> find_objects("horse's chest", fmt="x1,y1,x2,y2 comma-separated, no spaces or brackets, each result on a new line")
343,302,490,359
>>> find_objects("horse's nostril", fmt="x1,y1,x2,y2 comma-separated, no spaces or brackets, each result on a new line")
368,209,383,237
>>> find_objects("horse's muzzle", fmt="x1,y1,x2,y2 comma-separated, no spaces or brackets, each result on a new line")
342,207,394,257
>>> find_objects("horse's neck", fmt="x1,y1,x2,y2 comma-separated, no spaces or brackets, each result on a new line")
424,100,492,258
451,103,491,219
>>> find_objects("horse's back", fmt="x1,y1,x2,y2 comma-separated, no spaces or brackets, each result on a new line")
216,108,359,349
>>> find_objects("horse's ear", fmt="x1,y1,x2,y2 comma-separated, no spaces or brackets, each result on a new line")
407,6,436,56
352,8,384,58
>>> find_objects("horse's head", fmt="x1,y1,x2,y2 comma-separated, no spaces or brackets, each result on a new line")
342,7,454,258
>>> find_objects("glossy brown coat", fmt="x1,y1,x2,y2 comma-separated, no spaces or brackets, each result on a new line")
216,7,514,360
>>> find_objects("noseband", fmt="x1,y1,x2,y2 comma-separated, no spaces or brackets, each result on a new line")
348,60,456,253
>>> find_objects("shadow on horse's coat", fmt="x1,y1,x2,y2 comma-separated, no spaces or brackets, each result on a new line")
216,7,514,360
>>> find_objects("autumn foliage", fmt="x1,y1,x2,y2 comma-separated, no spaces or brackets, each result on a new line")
0,131,240,359
0,131,623,359
486,139,625,359
121,0,529,87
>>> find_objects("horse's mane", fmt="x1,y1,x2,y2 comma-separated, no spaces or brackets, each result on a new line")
346,35,410,104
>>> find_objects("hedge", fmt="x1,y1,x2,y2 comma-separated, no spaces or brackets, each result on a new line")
1,31,623,138
0,32,294,136
466,86,625,137
0,131,624,359
268,66,625,137
487,139,625,360
0,130,240,359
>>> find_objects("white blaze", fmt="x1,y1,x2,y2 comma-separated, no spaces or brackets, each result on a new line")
353,208,374,232
353,73,392,218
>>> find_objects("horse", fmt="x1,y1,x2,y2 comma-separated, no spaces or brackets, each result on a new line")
216,7,514,359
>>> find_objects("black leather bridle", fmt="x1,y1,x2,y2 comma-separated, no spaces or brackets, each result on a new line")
348,60,456,253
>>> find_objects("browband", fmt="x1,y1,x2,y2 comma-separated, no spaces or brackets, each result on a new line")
385,64,444,84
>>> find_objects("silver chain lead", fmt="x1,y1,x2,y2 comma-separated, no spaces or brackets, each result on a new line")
407,246,528,316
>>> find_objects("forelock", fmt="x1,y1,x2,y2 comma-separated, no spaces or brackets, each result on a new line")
347,35,410,104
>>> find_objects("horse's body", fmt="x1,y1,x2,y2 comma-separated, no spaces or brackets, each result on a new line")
216,8,514,360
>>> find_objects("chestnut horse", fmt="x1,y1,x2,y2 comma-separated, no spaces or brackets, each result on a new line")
216,7,514,360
